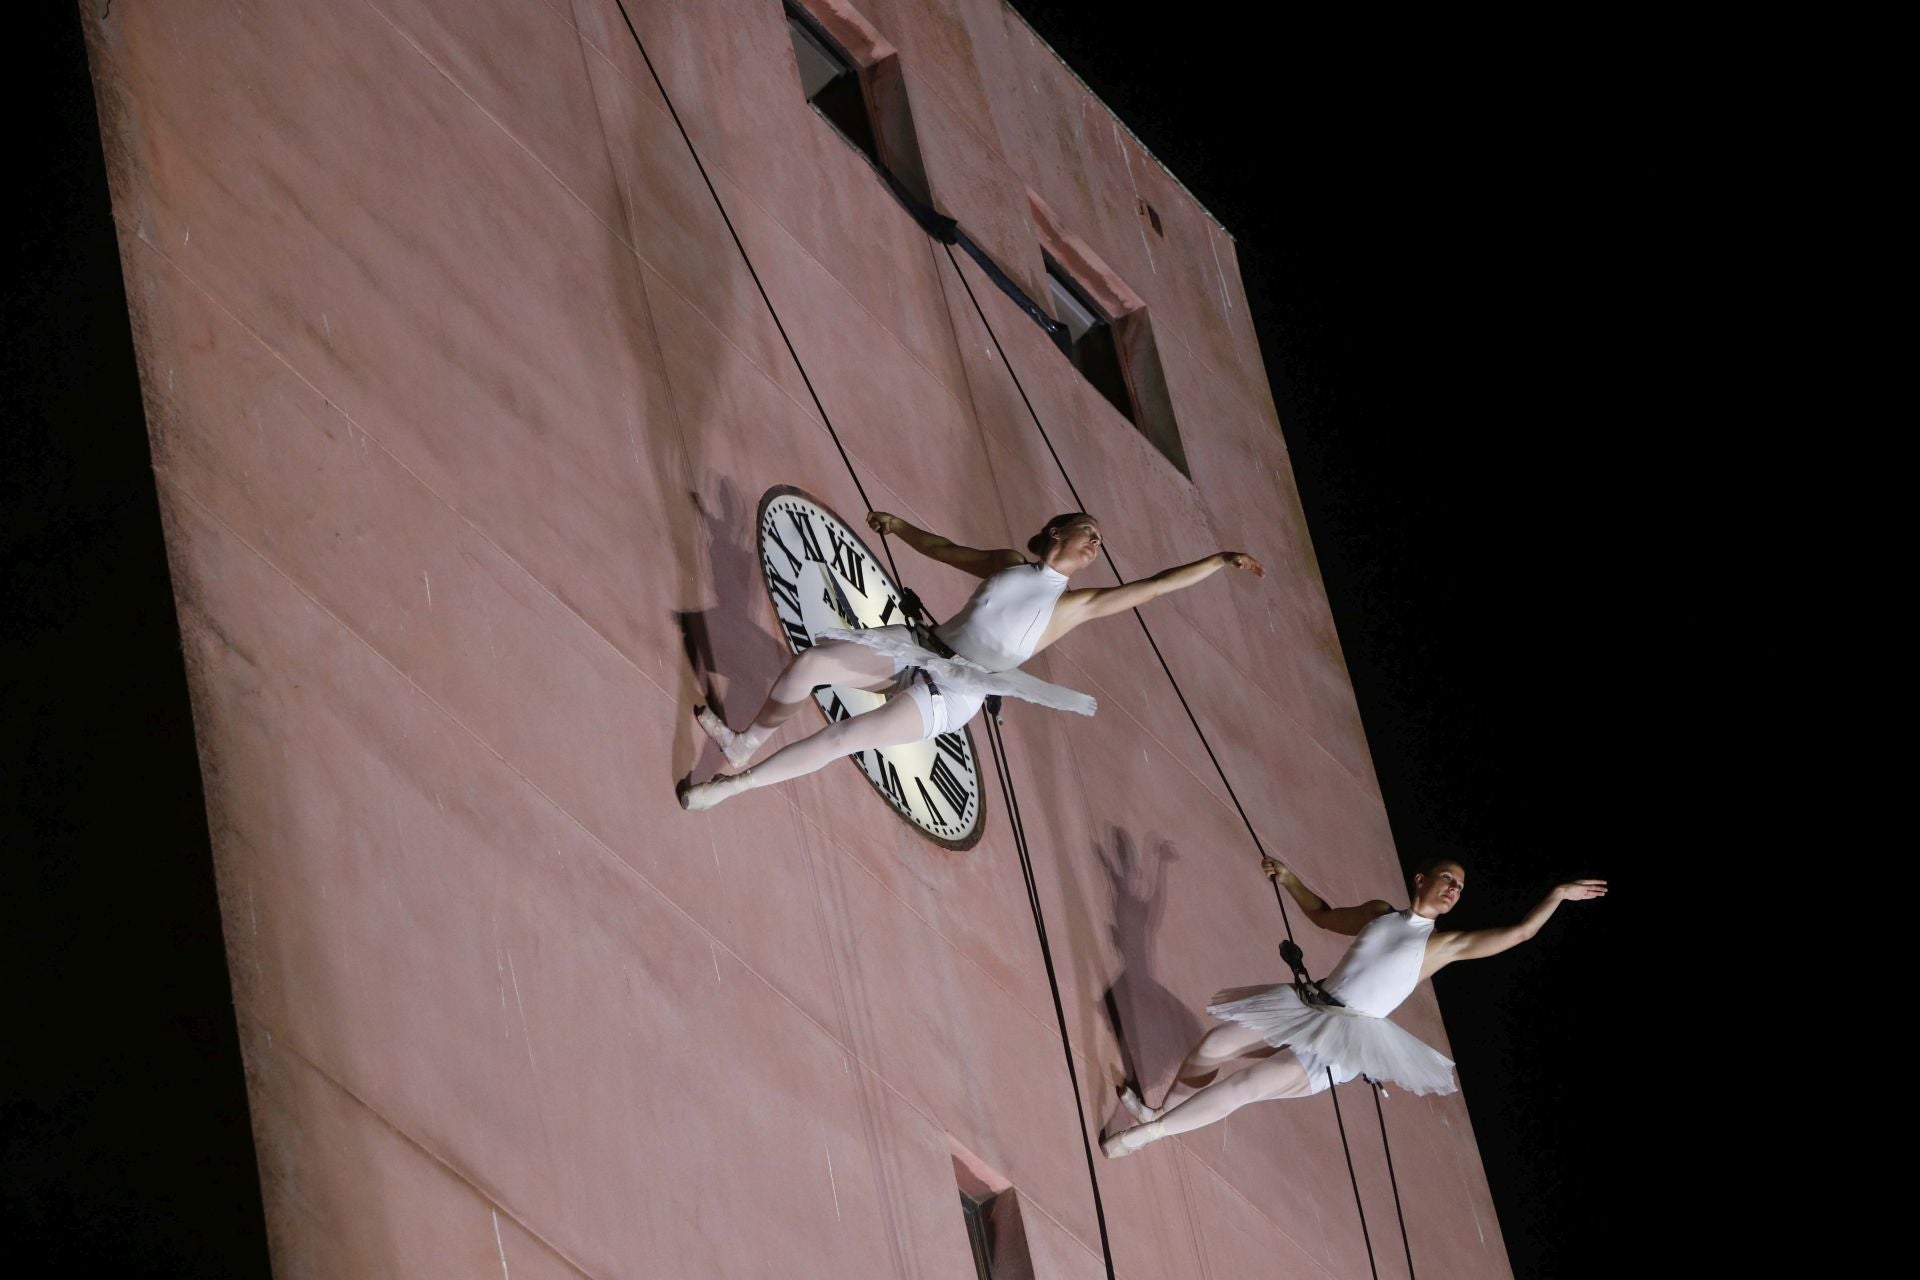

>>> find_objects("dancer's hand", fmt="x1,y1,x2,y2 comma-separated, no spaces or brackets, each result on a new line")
1220,552,1265,577
868,511,902,536
1427,878,1607,972
1260,857,1288,880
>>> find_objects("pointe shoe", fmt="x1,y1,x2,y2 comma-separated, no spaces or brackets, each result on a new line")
678,770,751,812
693,705,757,770
1101,1120,1164,1159
1118,1085,1161,1125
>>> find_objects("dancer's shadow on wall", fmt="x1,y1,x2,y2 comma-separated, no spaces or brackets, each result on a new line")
671,476,788,774
1097,827,1203,1102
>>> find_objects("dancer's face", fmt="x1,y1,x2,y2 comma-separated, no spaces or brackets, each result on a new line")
1049,518,1102,573
1413,864,1465,915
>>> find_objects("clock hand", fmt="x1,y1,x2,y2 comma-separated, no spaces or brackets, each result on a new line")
821,577,860,629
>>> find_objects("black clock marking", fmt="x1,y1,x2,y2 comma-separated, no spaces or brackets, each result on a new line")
928,755,969,816
915,777,948,826
767,564,804,618
778,613,813,651
826,523,867,596
765,524,804,576
873,750,909,810
819,577,858,629
786,508,827,564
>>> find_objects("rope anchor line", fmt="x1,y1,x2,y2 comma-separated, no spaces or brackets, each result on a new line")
606,4,1412,1273
939,243,1418,1280
609,5,1117,1276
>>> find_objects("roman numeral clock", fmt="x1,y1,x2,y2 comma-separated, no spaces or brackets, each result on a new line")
755,486,985,849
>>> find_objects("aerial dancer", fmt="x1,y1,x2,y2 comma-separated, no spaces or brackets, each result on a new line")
1102,855,1606,1156
680,511,1264,809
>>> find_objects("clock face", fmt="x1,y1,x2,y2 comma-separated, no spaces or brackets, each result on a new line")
755,486,985,849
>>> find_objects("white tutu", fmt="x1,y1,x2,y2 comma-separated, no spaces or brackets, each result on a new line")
816,625,1097,717
1207,983,1457,1096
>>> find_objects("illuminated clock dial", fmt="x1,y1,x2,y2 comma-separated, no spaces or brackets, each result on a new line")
755,486,985,849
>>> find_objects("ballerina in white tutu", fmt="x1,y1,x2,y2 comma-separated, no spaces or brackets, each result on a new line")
1102,855,1606,1156
681,511,1264,809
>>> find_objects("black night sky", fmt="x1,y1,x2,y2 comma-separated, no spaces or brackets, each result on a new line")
5,6,1655,1275
1006,7,1655,1276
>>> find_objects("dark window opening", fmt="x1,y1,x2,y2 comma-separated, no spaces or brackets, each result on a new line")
1041,251,1190,479
961,1193,997,1279
1046,257,1135,426
951,1148,1033,1280
958,1191,1034,1280
785,5,879,164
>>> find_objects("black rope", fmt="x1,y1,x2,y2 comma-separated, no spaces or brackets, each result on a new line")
953,229,1069,345
983,714,1120,1280
1327,1075,1378,1279
1373,1080,1418,1279
608,9,1119,1274
606,0,909,591
939,241,1385,1280
609,11,1405,1270
936,245,1310,932
778,5,1068,350
1277,947,1387,1280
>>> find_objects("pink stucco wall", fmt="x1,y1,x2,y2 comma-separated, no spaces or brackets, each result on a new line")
81,1,1509,1275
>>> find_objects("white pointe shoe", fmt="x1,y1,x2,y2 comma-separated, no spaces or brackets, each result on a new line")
1118,1085,1161,1125
1101,1120,1164,1159
678,770,751,812
693,705,757,770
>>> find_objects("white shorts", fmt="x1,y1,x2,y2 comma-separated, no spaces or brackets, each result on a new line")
896,670,986,739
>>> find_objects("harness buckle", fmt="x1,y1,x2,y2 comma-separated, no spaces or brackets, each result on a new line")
1278,938,1344,1008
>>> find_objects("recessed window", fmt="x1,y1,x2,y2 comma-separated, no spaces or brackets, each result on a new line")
1043,254,1189,478
960,1193,1004,1279
950,1144,1032,1280
785,4,880,164
782,2,932,205
1046,258,1135,427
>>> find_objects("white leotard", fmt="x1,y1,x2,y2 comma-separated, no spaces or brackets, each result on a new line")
816,560,1092,738
1205,907,1456,1096
933,562,1069,670
1321,910,1436,1017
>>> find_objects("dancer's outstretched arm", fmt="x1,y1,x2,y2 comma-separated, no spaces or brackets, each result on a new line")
867,511,1021,579
1262,857,1392,936
1421,880,1608,975
1047,552,1264,641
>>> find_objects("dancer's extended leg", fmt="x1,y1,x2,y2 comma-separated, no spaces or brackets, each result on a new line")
1123,1020,1271,1123
695,640,898,768
1105,1050,1316,1157
682,686,927,810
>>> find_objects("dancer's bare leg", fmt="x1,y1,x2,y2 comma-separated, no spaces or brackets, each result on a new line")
1120,1020,1271,1124
1105,1051,1317,1157
682,686,927,810
695,640,897,768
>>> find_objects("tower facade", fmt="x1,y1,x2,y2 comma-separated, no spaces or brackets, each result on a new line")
82,1,1510,1275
